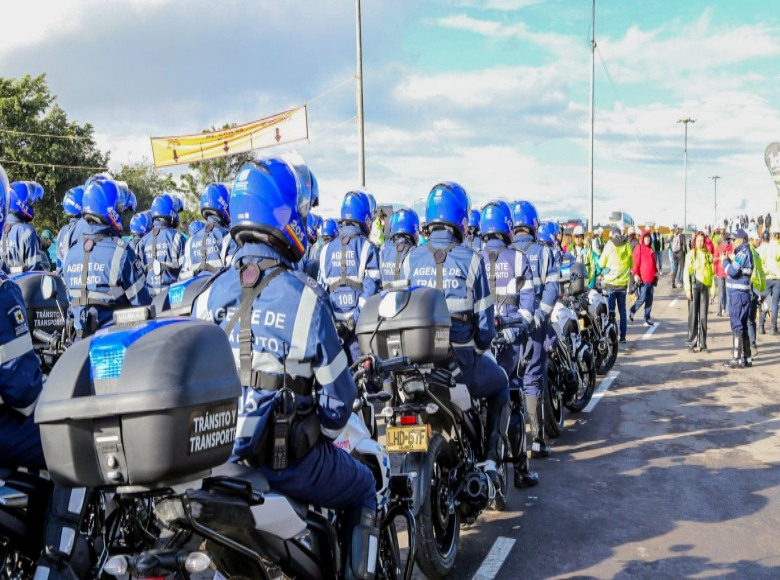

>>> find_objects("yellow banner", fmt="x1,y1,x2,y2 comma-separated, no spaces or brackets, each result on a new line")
150,106,309,168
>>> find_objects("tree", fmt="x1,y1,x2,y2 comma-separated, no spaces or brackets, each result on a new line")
0,74,109,233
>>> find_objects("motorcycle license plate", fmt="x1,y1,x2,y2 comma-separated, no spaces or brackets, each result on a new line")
386,425,428,453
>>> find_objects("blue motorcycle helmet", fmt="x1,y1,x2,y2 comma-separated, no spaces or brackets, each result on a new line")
172,197,184,214
0,164,9,230
511,200,540,237
123,189,137,214
468,208,481,231
82,180,125,234
130,211,152,237
366,193,377,217
188,220,205,237
256,156,315,228
9,181,44,221
321,218,339,240
306,213,318,243
424,182,470,241
341,190,372,235
229,158,310,262
151,194,179,227
481,201,514,243
62,186,85,218
200,183,231,224
390,208,420,243
537,221,560,247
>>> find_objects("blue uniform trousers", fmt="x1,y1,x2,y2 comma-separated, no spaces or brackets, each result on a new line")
521,324,547,398
728,290,751,336
0,411,45,470
260,438,376,511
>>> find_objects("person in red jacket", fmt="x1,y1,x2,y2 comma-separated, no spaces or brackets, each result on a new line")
713,232,732,317
630,230,659,326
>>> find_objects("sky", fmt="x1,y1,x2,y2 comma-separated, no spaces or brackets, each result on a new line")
2,0,779,228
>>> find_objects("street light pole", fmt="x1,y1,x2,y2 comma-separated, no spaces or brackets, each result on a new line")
710,175,720,229
678,117,695,230
355,0,366,187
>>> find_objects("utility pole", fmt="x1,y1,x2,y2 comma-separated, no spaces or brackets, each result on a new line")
678,117,695,230
588,0,596,232
710,175,720,229
355,0,366,187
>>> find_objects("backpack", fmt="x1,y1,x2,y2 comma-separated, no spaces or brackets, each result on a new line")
672,234,682,253
750,247,766,293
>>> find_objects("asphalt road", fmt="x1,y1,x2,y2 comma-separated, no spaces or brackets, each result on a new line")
426,276,780,579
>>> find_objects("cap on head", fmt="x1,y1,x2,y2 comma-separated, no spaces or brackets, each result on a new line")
734,228,748,241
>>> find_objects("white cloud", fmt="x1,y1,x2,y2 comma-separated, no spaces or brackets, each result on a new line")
446,0,542,11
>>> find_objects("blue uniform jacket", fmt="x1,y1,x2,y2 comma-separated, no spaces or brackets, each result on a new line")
139,219,186,296
464,233,483,252
317,224,380,324
62,223,151,332
181,217,235,279
1,215,42,274
512,233,560,319
480,238,535,341
191,242,357,463
56,217,87,272
380,236,415,289
402,228,495,351
0,272,43,450
724,242,754,293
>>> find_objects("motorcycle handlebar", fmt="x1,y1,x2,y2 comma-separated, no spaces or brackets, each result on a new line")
377,356,412,373
495,315,527,330
33,329,56,345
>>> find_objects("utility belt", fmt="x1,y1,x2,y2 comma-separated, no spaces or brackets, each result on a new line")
329,279,363,292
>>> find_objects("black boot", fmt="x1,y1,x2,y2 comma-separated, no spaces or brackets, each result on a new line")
724,334,744,369
344,508,379,580
526,394,551,458
743,338,753,368
514,454,539,488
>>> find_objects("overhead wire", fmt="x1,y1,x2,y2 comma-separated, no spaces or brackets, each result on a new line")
0,158,108,171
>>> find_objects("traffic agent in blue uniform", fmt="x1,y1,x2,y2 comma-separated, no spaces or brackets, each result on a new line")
318,191,381,364
380,208,419,289
511,200,559,459
181,183,237,279
401,182,509,484
0,165,45,470
723,228,754,368
61,179,150,336
191,158,378,580
479,200,537,487
55,186,87,272
139,194,186,296
463,207,483,251
1,181,44,274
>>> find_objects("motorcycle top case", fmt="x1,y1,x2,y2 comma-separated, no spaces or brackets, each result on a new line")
152,272,214,318
356,286,451,364
566,262,588,296
11,271,68,339
35,318,241,488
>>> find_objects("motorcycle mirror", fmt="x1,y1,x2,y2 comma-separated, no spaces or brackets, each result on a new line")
153,260,162,276
378,289,410,319
40,275,56,300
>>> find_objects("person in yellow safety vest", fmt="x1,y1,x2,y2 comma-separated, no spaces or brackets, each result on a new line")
683,231,715,352
570,225,599,287
747,231,766,353
369,209,386,248
757,229,780,335
598,227,634,342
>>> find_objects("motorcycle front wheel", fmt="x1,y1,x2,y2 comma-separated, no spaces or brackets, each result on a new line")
596,323,619,376
565,347,597,412
415,434,460,579
544,360,565,439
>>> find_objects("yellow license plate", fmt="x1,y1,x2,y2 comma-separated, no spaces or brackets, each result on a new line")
386,425,428,453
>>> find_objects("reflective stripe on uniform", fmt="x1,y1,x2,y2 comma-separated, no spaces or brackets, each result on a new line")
540,302,554,314
240,349,313,379
466,252,480,292
314,349,348,385
473,295,492,314
125,275,147,300
108,242,125,286
289,286,318,360
237,415,260,438
194,285,214,321
446,297,473,313
0,334,34,365
357,240,372,280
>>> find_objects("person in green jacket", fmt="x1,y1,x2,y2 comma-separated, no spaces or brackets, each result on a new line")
684,231,715,352
570,225,599,287
598,227,634,342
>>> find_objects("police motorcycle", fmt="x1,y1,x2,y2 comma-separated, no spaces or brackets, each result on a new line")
9,271,69,373
356,285,509,579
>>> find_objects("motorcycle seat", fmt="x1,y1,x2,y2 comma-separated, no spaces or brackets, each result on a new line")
211,463,271,493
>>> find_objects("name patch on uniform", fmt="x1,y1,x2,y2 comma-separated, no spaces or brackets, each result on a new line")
8,305,28,336
188,403,238,454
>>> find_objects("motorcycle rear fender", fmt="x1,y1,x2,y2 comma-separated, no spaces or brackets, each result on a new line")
400,451,432,518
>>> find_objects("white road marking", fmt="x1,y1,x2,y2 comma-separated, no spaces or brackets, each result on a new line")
583,370,620,413
668,298,679,308
472,536,516,580
642,322,660,340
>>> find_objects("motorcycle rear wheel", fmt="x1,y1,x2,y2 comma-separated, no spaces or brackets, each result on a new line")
415,434,460,579
565,347,597,412
543,376,565,439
